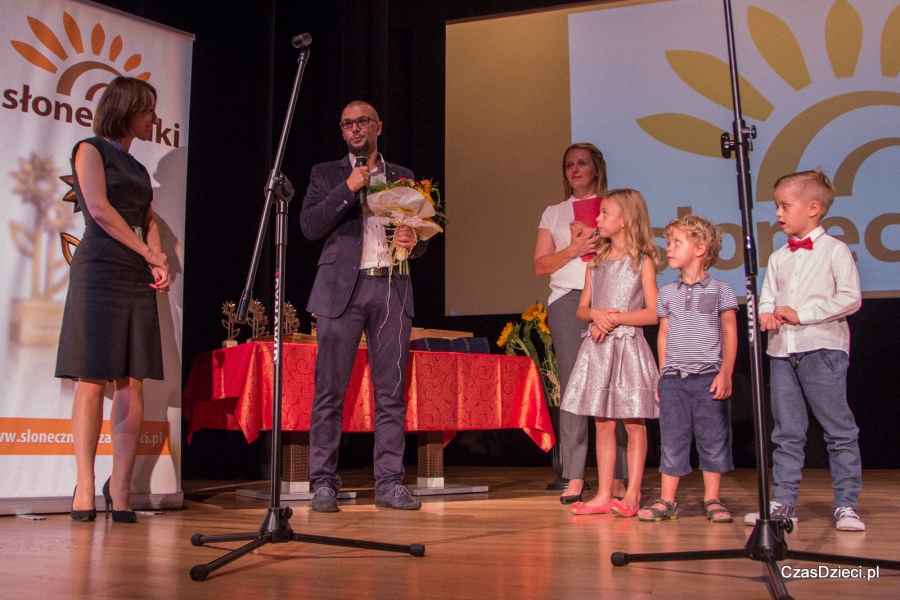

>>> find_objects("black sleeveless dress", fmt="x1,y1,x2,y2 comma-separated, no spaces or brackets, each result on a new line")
55,137,164,381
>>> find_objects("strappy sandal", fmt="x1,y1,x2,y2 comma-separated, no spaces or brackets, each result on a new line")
637,499,677,521
704,499,734,523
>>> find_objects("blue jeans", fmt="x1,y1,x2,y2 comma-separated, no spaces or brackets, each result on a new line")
770,349,861,510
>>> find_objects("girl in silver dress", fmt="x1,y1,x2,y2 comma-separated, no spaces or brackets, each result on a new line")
562,189,659,517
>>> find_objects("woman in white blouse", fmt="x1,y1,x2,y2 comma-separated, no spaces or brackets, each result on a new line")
534,143,627,503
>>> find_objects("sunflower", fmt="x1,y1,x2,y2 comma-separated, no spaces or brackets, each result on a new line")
538,312,551,335
495,309,559,406
521,302,544,322
496,322,514,347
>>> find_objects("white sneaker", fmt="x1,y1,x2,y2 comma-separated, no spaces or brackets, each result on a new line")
744,501,798,526
834,507,865,532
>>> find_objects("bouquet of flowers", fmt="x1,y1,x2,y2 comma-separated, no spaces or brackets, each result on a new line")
497,302,561,407
367,178,445,274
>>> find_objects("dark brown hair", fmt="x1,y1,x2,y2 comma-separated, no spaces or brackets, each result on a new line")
93,77,157,139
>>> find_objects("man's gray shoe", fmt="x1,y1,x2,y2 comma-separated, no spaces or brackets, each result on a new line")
310,487,339,512
744,501,797,526
374,484,422,510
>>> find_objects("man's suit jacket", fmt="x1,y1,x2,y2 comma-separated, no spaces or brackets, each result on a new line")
299,155,425,319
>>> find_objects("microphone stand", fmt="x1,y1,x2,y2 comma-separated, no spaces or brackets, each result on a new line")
609,2,899,598
188,35,424,582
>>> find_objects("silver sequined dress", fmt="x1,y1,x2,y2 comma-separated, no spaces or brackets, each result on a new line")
561,257,659,419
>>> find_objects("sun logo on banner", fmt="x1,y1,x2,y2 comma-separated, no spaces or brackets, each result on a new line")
636,0,900,201
10,12,151,101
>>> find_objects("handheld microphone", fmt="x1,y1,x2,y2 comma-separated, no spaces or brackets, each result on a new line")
355,154,368,207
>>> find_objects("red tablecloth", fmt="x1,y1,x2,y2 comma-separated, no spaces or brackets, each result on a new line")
182,342,555,451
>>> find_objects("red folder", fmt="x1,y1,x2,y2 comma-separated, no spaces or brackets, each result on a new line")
572,197,602,262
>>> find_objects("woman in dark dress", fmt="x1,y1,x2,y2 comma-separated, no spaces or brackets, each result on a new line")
56,77,169,523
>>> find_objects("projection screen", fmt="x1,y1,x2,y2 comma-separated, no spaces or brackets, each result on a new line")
446,0,900,315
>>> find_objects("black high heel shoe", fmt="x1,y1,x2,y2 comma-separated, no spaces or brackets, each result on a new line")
71,486,97,521
559,481,591,504
102,478,137,523
559,492,582,504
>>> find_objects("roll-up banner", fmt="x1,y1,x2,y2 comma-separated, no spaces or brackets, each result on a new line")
0,0,193,514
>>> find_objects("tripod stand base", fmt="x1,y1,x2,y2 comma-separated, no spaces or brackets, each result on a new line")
189,506,425,581
611,520,900,600
408,483,488,496
236,488,357,501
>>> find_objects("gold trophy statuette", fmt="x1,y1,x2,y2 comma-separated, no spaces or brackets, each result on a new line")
221,302,241,348
248,302,317,344
9,154,73,346
247,299,270,341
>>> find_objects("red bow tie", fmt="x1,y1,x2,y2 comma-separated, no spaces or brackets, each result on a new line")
788,237,813,252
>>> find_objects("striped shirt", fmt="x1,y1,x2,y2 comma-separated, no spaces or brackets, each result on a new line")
657,275,738,373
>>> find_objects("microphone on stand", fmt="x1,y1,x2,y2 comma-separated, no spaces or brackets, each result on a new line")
355,154,368,208
292,33,312,48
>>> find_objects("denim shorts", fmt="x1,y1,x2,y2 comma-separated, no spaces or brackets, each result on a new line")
658,372,734,477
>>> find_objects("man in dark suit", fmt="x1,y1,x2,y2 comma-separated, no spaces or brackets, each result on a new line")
299,101,424,512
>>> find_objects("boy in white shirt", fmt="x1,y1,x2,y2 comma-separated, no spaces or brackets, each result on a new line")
745,169,864,531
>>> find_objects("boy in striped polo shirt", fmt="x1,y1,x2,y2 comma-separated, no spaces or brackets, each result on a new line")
638,215,738,523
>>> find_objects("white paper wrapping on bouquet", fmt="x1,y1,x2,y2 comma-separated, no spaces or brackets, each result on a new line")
367,187,443,240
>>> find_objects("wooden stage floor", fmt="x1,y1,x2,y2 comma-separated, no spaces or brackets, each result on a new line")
0,468,897,599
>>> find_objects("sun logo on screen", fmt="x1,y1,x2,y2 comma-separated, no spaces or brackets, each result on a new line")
10,12,152,101
636,0,900,201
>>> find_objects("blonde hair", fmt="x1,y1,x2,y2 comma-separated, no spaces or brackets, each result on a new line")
773,168,835,216
663,214,723,270
562,143,608,200
93,77,156,139
591,188,657,271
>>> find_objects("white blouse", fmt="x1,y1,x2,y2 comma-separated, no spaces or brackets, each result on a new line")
538,195,598,305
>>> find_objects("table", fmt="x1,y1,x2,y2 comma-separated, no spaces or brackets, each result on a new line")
183,342,555,497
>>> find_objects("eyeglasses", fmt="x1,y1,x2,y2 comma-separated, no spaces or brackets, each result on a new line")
339,116,377,130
